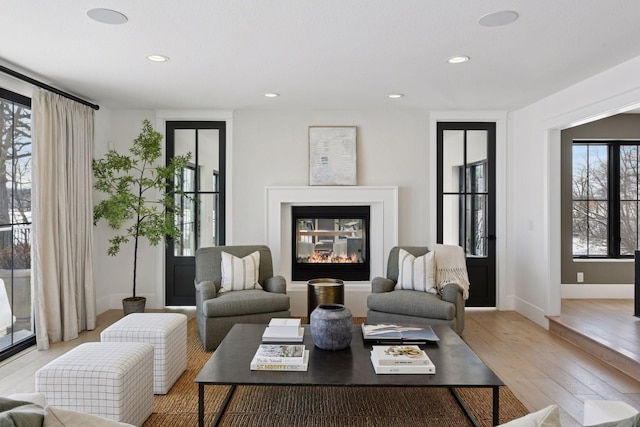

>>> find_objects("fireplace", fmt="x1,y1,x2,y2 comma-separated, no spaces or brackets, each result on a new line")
291,205,370,281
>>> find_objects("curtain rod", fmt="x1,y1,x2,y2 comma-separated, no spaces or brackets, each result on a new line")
0,65,100,111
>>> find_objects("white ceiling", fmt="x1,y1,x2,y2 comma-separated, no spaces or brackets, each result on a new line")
2,1,640,111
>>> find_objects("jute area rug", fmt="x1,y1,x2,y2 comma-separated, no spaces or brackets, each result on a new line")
143,318,529,427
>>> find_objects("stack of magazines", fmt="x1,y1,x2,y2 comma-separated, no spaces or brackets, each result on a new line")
250,344,309,371
370,345,435,374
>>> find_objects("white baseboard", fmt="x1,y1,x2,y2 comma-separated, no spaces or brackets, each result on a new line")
96,295,110,316
561,284,634,299
512,296,549,330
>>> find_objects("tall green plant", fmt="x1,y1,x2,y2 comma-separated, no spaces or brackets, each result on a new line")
93,119,191,298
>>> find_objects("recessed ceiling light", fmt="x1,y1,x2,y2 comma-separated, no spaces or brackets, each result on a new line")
388,94,404,99
146,54,170,62
479,11,519,27
264,93,280,98
87,8,128,25
447,56,470,64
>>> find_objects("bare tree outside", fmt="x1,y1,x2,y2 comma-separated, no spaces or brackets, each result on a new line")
0,98,31,269
572,143,639,257
619,145,638,255
0,93,32,344
572,144,608,255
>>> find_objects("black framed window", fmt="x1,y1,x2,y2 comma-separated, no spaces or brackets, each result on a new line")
572,140,640,258
0,87,35,361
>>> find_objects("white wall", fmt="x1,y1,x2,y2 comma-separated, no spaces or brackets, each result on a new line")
96,108,511,316
510,55,640,327
94,108,435,314
94,54,640,326
93,109,234,312
93,109,157,313
232,109,431,246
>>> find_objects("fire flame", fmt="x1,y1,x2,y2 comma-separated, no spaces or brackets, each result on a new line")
304,250,359,263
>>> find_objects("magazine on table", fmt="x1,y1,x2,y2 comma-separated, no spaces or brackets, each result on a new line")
361,323,440,343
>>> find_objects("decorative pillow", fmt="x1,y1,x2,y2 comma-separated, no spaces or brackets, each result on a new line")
584,400,640,427
7,393,47,408
0,397,44,427
394,249,436,293
220,251,262,292
44,406,136,427
498,404,561,427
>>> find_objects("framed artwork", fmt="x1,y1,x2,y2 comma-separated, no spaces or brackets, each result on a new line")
308,126,357,186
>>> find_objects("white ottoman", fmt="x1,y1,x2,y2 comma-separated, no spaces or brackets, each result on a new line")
100,313,187,394
35,342,153,426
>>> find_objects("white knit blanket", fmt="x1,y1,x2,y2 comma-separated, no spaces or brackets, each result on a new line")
429,244,470,300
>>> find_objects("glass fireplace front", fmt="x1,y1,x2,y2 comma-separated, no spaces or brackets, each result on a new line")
291,205,370,281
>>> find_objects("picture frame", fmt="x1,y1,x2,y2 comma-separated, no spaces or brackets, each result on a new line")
308,126,357,186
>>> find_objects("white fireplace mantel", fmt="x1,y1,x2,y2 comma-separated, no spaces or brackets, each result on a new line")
265,186,398,316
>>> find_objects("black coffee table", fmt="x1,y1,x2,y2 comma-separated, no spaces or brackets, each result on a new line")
195,324,504,427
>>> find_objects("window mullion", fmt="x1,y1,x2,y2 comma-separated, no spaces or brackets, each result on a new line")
609,143,620,257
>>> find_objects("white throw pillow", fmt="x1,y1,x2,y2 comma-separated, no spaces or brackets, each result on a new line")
220,251,262,292
498,404,561,427
394,249,436,293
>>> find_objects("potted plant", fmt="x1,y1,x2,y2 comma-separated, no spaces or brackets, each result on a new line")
93,119,191,315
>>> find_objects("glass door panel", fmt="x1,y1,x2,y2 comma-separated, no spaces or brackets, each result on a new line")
442,194,462,246
437,122,496,307
466,194,487,257
198,193,218,249
442,130,465,193
197,129,219,192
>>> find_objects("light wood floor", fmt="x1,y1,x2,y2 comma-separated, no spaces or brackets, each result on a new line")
465,303,640,427
548,299,639,365
0,305,638,427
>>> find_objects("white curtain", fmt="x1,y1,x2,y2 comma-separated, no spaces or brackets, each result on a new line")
32,89,96,350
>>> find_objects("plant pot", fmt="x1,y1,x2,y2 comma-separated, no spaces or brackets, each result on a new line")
0,269,31,331
122,296,146,316
310,303,353,350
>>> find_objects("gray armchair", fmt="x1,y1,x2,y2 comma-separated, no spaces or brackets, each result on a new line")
366,246,465,335
194,245,291,350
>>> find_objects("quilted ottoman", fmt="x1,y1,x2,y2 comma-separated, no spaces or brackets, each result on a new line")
100,313,187,394
35,342,153,426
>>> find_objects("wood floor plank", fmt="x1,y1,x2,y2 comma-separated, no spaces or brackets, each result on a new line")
530,377,585,421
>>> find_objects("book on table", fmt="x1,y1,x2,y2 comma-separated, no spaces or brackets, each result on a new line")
262,318,304,342
251,349,309,371
250,344,308,371
361,323,440,343
370,345,436,374
266,318,301,336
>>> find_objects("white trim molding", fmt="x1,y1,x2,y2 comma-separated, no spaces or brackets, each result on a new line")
561,284,634,299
